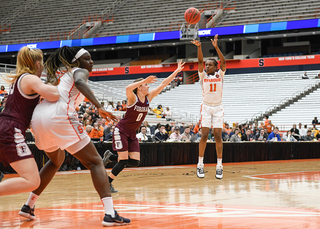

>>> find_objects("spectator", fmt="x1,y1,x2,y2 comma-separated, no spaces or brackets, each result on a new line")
181,126,192,142
154,123,161,135
195,128,202,142
303,130,315,141
312,117,319,125
92,109,100,122
143,121,151,136
242,129,255,141
259,121,265,129
121,100,127,111
79,101,87,114
165,124,172,136
0,100,5,113
221,128,229,142
302,71,309,79
0,85,7,96
265,120,275,134
85,125,93,135
208,128,215,141
103,122,113,136
225,123,232,135
290,124,300,140
136,126,150,142
264,115,269,127
169,126,182,142
100,118,107,129
155,124,169,141
229,128,241,142
284,130,297,142
106,101,114,112
311,124,319,137
299,124,308,137
193,121,200,134
88,122,104,139
104,125,115,142
116,101,122,111
255,129,268,141
162,107,172,120
267,127,281,141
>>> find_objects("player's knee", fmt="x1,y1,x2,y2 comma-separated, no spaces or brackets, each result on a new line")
128,159,140,167
111,160,128,176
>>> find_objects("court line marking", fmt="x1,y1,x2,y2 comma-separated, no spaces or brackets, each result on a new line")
244,170,320,180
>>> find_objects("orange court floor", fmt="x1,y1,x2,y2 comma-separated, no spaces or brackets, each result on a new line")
1,159,320,229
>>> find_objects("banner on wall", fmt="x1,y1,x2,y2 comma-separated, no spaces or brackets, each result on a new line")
89,55,320,77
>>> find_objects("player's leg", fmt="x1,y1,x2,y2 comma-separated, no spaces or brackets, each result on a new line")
197,127,209,178
108,151,128,193
19,148,65,220
214,128,223,179
71,140,130,226
213,105,224,179
0,158,40,196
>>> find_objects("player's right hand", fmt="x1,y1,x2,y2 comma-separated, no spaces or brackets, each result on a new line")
191,39,201,46
99,108,118,122
145,75,158,84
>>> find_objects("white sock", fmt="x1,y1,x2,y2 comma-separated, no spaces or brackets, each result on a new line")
25,192,39,208
217,158,222,166
198,157,204,165
101,197,115,217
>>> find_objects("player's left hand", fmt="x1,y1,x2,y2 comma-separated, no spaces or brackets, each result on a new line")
211,34,218,48
99,108,118,122
175,60,185,72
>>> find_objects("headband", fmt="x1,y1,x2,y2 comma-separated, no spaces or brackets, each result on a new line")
72,48,89,62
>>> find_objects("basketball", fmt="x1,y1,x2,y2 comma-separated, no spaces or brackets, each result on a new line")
184,7,201,24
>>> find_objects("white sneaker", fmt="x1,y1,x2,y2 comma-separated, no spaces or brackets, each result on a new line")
215,165,223,179
197,164,205,178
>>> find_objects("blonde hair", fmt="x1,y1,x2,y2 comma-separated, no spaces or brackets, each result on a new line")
133,78,144,94
5,46,43,85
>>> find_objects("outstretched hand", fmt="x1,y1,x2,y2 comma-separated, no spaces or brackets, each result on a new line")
191,39,201,47
99,108,118,122
144,75,158,84
211,34,218,48
175,60,185,72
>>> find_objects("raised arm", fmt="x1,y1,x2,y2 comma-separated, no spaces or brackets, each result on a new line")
126,75,158,105
21,74,59,102
211,34,226,72
73,68,117,122
148,60,185,102
191,39,204,73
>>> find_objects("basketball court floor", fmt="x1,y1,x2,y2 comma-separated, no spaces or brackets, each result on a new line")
1,159,320,228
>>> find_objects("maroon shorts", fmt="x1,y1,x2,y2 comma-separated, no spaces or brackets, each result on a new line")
112,124,140,153
0,119,34,167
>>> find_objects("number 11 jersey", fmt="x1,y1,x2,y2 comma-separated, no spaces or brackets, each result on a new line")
199,69,225,106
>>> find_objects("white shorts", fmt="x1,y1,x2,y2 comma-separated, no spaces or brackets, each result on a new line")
200,104,224,128
31,101,90,154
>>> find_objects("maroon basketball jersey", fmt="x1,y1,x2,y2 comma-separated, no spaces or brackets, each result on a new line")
117,95,149,131
0,73,40,132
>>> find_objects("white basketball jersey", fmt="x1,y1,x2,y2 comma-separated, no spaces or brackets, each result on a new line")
55,68,86,118
199,69,225,106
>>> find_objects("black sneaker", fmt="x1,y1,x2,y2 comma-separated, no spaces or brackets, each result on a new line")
102,210,131,226
0,171,4,182
19,204,35,220
110,184,118,193
103,150,114,167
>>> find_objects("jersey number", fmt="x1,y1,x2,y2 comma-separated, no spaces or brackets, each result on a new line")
136,113,143,122
210,83,216,92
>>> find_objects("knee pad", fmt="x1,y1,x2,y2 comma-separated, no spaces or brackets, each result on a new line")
111,160,128,177
127,159,140,167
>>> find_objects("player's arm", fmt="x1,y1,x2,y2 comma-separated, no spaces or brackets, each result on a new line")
148,60,185,101
21,74,59,101
125,75,158,105
74,69,117,122
191,39,204,73
211,34,226,72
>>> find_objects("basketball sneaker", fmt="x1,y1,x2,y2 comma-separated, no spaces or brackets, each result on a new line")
0,171,4,182
19,204,35,220
215,165,223,179
110,184,118,193
197,164,205,178
103,150,114,167
102,210,131,226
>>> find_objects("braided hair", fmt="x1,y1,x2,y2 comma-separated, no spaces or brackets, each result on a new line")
45,46,82,85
